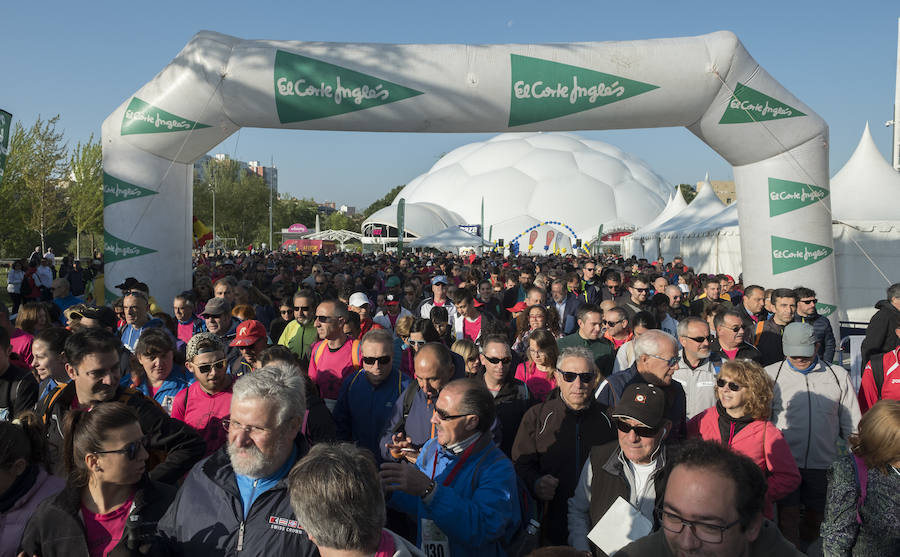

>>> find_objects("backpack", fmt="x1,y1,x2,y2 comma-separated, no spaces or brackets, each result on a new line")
313,338,361,368
392,382,420,434
869,354,887,397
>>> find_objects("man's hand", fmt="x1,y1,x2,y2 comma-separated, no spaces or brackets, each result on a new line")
380,461,433,496
386,433,419,463
534,474,559,501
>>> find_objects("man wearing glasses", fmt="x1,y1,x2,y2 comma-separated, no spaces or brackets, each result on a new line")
512,346,616,546
173,332,234,455
568,383,672,555
277,289,318,369
380,378,521,557
793,286,836,363
158,365,319,557
672,316,718,419
595,330,687,442
620,275,651,321
615,439,803,557
710,310,762,363
333,329,411,463
38,328,204,484
308,300,359,411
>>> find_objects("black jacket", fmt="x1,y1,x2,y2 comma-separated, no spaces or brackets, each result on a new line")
37,383,205,485
796,312,836,363
156,439,319,557
860,299,900,366
709,339,762,363
20,477,177,557
480,372,532,456
0,362,38,421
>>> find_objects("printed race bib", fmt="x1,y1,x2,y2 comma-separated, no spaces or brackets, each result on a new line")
421,518,450,557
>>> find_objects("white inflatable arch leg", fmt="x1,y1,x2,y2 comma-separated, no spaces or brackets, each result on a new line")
102,30,837,325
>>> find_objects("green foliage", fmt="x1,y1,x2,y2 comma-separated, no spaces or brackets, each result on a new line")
194,157,272,247
677,184,697,204
361,184,405,219
69,134,103,258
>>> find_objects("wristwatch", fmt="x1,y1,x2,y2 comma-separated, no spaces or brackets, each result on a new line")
421,480,436,499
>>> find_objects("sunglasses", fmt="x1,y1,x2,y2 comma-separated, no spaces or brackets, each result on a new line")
408,339,426,347
602,319,623,326
632,287,649,292
557,370,596,383
683,335,714,344
195,359,227,374
92,436,150,460
615,419,659,437
646,354,679,367
716,378,743,392
201,313,224,319
584,267,595,272
483,355,511,365
294,306,311,311
799,299,818,304
433,406,471,421
362,355,391,365
719,324,743,333
314,315,335,322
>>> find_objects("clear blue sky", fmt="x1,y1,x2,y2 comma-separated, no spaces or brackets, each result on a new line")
3,1,898,208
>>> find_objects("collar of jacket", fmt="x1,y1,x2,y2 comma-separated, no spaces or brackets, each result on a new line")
478,371,523,402
714,401,755,425
52,473,154,516
602,443,667,478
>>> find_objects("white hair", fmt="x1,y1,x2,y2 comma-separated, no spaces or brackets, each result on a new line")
231,364,306,426
634,330,678,359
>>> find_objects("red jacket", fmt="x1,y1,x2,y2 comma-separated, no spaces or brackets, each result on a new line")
688,407,800,519
859,347,900,413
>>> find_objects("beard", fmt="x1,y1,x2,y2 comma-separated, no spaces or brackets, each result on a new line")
228,434,290,478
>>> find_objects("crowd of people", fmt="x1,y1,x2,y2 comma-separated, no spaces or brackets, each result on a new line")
0,248,898,557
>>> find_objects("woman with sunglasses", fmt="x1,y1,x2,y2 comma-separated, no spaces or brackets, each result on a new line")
20,402,177,557
687,359,800,519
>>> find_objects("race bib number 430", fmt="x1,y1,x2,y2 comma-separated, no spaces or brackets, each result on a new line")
421,518,450,557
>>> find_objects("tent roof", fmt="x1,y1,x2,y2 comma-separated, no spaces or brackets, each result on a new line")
831,123,900,221
632,188,687,235
634,178,726,237
661,202,739,237
363,202,465,238
409,225,492,249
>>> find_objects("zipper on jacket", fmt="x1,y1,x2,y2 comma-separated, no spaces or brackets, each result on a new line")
237,521,245,551
803,375,811,469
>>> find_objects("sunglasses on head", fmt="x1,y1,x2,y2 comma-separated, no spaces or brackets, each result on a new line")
362,355,391,365
195,359,227,374
557,370,596,383
615,419,659,437
92,436,149,460
716,378,743,392
483,355,511,365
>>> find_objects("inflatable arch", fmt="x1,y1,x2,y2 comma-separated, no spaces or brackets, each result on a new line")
101,30,836,319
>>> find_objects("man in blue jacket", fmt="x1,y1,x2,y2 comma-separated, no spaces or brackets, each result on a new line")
380,378,520,557
334,328,410,462
157,364,318,556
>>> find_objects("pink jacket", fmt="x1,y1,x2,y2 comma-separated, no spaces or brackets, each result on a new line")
0,468,65,557
688,407,801,519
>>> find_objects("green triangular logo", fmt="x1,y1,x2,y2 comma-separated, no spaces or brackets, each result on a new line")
274,50,424,123
768,178,829,217
103,173,157,206
104,231,157,263
719,83,806,124
508,54,659,127
771,236,833,275
121,97,211,135
816,302,837,318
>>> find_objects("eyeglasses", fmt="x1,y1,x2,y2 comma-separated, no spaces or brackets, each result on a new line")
362,355,391,365
314,315,335,322
683,335,714,344
280,309,293,315
632,287,649,293
91,436,149,460
408,339,426,347
482,355,512,365
194,359,227,374
433,406,471,421
602,319,623,326
294,306,311,311
315,282,326,286
201,313,224,319
799,299,818,305
716,378,743,392
719,324,743,333
584,267,595,272
646,354,679,367
615,419,659,437
658,509,741,544
221,419,271,435
557,370,596,383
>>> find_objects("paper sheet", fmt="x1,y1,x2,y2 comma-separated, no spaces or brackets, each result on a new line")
587,496,653,556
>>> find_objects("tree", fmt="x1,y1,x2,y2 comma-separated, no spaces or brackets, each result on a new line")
15,116,69,253
194,156,270,247
677,184,697,204
69,134,103,259
361,184,405,219
0,122,33,257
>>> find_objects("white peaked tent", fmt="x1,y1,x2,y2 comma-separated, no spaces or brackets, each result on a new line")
624,189,687,258
668,203,741,275
831,123,900,322
409,226,493,250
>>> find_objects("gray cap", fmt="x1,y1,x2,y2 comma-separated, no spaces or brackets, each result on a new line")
185,332,226,361
782,322,816,357
203,297,231,316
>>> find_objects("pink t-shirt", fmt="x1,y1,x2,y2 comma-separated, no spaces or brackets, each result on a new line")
462,315,482,341
171,380,233,456
10,328,34,367
515,361,557,402
308,339,359,400
81,491,135,557
722,348,740,360
374,530,396,557
176,321,195,344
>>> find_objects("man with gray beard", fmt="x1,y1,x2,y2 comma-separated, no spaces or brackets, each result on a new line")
158,365,319,557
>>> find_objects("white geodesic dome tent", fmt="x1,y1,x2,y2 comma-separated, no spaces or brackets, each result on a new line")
362,132,672,251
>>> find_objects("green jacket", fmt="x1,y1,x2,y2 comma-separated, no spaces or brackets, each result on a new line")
557,333,614,377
